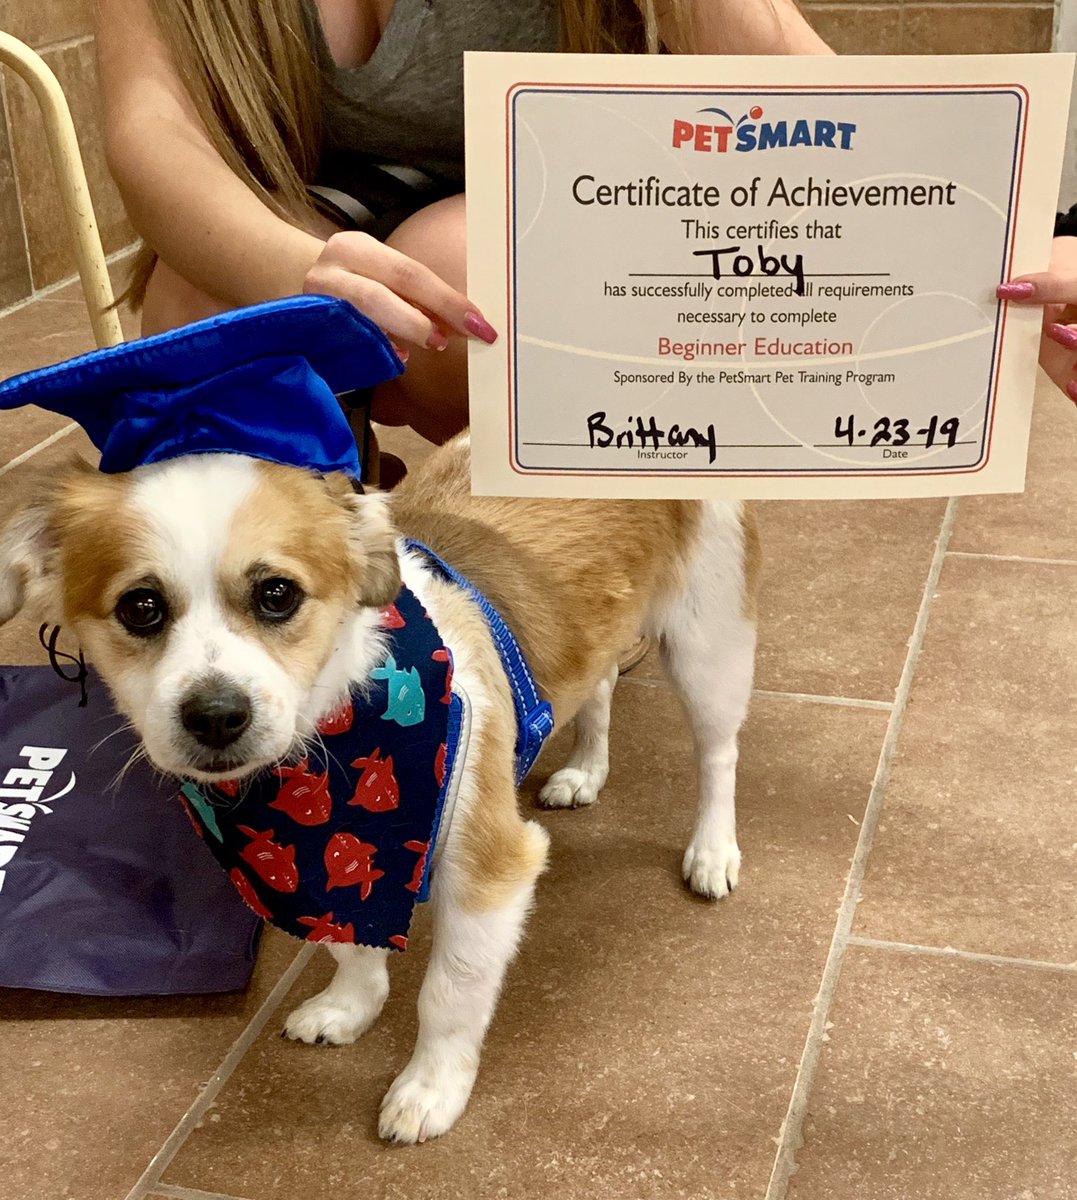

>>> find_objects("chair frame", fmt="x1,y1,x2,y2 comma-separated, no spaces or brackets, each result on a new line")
0,31,124,348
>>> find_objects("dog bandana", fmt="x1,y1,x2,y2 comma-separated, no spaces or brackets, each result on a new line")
179,583,466,951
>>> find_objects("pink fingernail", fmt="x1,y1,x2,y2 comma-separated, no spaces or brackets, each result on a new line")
426,329,449,352
463,311,499,345
997,281,1035,300
1067,379,1077,402
1049,323,1077,349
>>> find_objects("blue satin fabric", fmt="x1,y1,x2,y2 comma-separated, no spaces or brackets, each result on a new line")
0,295,404,479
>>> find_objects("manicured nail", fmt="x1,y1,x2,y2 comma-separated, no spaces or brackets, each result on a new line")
390,343,410,364
463,311,499,345
1067,379,1077,403
996,281,1035,300
426,329,449,352
1049,323,1077,349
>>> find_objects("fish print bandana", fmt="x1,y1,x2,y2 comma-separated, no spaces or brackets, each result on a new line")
178,584,463,951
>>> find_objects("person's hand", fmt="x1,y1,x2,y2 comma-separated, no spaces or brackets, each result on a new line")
997,236,1077,406
303,231,498,355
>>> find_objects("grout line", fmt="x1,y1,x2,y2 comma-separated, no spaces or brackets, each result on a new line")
619,674,893,711
124,943,316,1200
751,689,892,711
947,550,1077,568
148,1187,255,1200
0,71,34,286
848,935,1077,975
0,243,138,321
763,496,959,1200
806,1,1052,7
32,32,94,55
0,422,77,477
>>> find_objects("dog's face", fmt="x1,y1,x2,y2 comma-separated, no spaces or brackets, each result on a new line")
0,454,400,781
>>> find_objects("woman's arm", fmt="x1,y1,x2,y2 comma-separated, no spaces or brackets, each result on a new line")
660,0,834,55
95,0,487,348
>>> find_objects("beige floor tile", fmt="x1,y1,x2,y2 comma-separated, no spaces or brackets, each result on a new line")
787,947,1077,1200
854,555,1077,963
951,380,1077,561
752,496,947,701
157,689,887,1199
0,927,304,1200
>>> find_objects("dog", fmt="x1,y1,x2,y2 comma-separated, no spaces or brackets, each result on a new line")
0,431,759,1143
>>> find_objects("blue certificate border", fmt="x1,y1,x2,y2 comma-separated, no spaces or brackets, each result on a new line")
507,85,1025,477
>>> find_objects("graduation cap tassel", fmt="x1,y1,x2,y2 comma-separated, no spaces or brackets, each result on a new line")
38,624,89,707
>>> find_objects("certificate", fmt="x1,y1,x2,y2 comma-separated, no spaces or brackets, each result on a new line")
464,53,1073,498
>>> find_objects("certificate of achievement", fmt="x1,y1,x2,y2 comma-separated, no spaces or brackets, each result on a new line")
464,53,1073,498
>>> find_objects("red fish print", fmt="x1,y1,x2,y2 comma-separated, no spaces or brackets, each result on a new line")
434,742,448,788
215,778,241,798
229,867,273,919
297,913,356,944
381,603,406,630
432,647,453,705
317,698,354,736
404,839,430,894
388,934,409,951
270,759,332,825
348,748,399,812
237,825,299,892
324,832,384,899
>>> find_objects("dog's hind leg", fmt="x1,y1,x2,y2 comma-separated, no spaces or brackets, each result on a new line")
282,943,390,1046
657,502,758,900
537,662,619,809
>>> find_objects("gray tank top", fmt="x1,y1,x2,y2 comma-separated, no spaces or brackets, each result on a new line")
305,0,560,189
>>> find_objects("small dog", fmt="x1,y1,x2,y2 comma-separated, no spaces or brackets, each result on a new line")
0,432,759,1143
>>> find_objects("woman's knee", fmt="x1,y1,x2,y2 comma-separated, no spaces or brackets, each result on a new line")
384,194,467,292
141,258,232,336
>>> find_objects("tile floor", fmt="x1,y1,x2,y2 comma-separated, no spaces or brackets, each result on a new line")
0,280,1074,1200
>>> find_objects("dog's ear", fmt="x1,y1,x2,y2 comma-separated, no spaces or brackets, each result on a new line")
0,470,70,627
323,476,402,608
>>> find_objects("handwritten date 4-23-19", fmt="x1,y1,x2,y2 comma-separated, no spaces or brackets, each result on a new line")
835,414,961,448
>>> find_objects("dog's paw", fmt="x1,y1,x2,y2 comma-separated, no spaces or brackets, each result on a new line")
378,1058,476,1144
282,985,386,1046
538,766,603,809
682,839,741,900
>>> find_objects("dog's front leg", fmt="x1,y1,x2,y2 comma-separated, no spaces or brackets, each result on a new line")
538,663,618,809
378,817,549,1143
283,943,390,1045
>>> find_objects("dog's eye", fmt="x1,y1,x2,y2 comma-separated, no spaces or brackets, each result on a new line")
254,577,303,621
115,588,168,636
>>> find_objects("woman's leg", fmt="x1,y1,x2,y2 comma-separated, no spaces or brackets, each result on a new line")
373,194,469,443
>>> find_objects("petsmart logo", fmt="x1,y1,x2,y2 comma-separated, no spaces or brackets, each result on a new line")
0,746,75,895
672,105,856,153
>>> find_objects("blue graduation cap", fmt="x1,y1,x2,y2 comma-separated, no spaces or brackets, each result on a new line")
0,295,404,480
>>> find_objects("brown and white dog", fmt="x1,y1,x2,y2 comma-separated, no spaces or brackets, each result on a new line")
0,431,759,1143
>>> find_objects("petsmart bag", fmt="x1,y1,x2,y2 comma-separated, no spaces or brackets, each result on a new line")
0,659,262,996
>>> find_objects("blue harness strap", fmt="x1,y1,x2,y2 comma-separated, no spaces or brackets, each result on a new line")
405,540,554,785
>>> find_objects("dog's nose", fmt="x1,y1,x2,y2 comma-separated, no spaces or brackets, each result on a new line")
180,687,252,749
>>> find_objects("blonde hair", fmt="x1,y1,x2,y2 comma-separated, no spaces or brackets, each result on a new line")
124,0,694,306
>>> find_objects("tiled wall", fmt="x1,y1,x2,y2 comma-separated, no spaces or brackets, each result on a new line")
0,1,1061,314
801,0,1055,56
0,0,134,310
